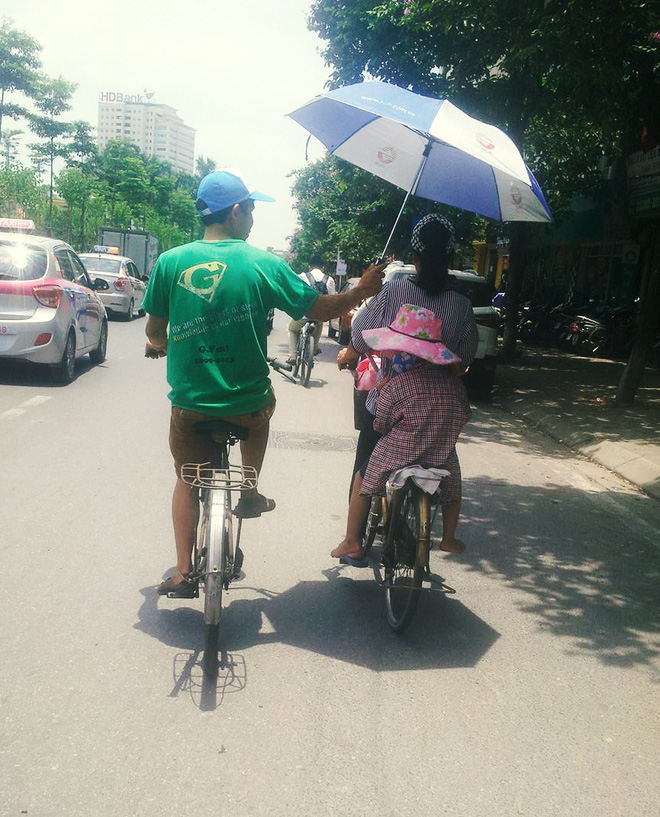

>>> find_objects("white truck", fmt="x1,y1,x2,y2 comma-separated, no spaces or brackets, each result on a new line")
98,228,159,280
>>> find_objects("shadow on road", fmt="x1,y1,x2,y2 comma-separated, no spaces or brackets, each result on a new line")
457,417,660,674
135,571,500,709
0,357,98,387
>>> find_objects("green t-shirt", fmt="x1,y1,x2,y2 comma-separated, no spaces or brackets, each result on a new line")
143,239,318,415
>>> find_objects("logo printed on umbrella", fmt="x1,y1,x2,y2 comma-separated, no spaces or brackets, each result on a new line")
377,146,397,165
476,134,495,151
510,185,523,206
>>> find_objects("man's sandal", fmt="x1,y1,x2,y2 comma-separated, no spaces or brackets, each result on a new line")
233,493,276,519
157,571,198,598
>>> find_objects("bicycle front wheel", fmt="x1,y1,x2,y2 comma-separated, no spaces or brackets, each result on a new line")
383,481,430,633
299,332,313,387
201,489,230,675
293,332,304,378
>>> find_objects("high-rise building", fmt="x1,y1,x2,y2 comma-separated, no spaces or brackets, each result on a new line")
97,92,195,175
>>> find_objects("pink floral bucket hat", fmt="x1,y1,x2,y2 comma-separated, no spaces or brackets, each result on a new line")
362,304,461,365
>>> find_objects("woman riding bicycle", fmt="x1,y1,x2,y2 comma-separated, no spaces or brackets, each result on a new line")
335,214,478,562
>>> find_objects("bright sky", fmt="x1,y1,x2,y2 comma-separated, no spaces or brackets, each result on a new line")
3,0,332,250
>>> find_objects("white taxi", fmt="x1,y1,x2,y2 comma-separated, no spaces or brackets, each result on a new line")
79,247,147,321
0,229,109,383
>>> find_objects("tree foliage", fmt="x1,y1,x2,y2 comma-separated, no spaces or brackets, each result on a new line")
289,153,485,272
309,0,660,213
0,18,42,145
28,75,77,234
0,22,208,254
307,0,660,395
0,163,45,219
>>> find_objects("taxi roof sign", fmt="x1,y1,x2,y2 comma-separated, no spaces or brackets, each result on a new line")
91,245,120,254
0,218,36,233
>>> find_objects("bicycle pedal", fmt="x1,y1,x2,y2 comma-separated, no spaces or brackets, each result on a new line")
166,589,199,599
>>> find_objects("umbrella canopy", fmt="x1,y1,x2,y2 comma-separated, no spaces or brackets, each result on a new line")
288,81,552,224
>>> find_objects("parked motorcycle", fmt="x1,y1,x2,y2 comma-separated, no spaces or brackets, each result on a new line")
557,301,637,358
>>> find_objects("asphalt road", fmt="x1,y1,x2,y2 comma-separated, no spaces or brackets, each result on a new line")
1,311,659,817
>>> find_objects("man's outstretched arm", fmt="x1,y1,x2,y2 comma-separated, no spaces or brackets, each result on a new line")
306,262,386,321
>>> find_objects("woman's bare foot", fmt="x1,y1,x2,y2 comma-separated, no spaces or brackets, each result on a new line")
331,536,364,560
440,538,466,554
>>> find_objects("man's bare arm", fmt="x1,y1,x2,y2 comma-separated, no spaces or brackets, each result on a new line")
145,315,169,357
306,262,386,321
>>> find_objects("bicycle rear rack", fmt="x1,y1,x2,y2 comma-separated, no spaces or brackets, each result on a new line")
181,463,258,491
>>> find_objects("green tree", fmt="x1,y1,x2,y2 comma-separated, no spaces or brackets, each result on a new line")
308,0,660,393
0,19,42,146
169,188,198,240
1,127,22,166
67,120,99,174
289,153,482,273
28,75,77,235
99,139,146,223
0,163,45,221
195,155,216,178
56,165,97,249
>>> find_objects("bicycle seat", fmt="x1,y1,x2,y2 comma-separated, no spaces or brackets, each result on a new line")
194,419,250,441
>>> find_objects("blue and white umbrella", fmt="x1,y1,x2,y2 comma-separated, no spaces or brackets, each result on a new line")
288,81,552,227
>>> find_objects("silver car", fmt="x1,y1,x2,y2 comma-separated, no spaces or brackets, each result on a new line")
78,251,146,320
0,231,109,383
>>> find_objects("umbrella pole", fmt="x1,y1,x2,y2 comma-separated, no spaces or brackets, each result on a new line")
380,141,431,259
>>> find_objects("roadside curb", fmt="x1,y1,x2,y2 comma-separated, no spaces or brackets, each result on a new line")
494,398,660,502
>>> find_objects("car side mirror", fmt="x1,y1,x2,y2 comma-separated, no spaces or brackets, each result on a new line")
93,278,110,291
141,276,149,283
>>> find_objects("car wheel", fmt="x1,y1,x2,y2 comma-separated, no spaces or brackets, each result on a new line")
89,320,108,364
138,308,146,317
54,331,76,384
124,299,134,321
328,324,337,339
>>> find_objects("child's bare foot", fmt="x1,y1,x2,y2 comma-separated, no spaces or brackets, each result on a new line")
440,538,465,554
331,537,364,560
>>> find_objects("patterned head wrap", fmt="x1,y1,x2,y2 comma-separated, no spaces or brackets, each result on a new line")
411,213,455,255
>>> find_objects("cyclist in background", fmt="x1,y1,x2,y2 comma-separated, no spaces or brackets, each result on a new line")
143,169,384,596
287,255,336,364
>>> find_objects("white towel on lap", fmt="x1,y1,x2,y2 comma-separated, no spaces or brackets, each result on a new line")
386,466,450,496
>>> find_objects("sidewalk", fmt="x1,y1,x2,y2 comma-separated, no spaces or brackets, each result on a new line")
492,347,660,501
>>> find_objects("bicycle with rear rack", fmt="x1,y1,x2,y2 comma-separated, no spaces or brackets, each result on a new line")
177,420,257,677
359,475,455,633
171,357,289,676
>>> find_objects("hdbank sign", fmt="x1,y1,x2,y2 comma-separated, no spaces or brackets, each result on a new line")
100,92,144,103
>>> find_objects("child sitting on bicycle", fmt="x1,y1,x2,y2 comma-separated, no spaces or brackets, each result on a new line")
331,303,471,566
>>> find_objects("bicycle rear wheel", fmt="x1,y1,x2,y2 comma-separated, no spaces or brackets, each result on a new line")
362,495,383,557
383,481,429,633
299,332,313,387
201,489,230,676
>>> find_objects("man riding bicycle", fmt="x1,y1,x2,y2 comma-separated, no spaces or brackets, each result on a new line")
143,169,385,596
287,254,335,364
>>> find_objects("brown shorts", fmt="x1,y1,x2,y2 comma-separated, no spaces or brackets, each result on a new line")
169,389,276,476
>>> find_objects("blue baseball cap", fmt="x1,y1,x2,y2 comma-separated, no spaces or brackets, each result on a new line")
196,169,275,216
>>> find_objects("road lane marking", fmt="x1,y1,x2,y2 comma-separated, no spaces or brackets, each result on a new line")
23,395,52,408
0,394,53,420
